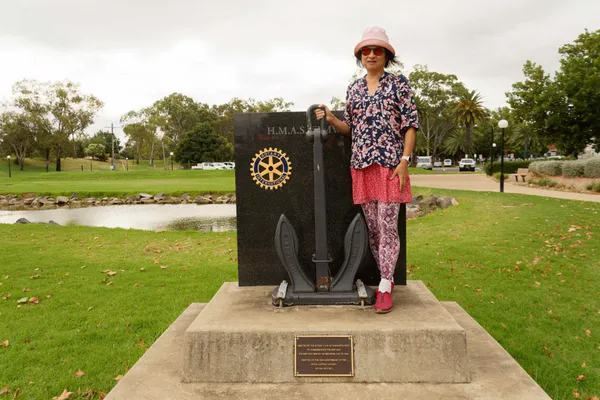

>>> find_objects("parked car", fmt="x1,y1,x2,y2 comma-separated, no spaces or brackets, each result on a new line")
443,159,452,167
416,156,433,170
433,160,442,167
198,162,219,170
458,158,476,172
213,162,228,170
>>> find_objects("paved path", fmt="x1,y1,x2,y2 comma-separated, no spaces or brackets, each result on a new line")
411,174,600,203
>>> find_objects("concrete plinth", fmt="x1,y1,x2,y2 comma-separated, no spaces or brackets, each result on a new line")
106,301,550,398
183,281,469,383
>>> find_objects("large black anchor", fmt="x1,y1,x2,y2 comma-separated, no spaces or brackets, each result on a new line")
271,105,376,307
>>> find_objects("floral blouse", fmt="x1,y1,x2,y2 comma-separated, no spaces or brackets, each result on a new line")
343,72,420,170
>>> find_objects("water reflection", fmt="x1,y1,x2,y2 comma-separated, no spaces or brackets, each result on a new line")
0,204,237,232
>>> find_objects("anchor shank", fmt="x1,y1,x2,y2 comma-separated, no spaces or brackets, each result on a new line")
313,128,330,291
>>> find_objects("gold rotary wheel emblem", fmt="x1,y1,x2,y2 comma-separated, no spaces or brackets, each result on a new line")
250,148,292,190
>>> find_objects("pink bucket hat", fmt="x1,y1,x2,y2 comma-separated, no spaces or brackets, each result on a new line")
354,27,395,56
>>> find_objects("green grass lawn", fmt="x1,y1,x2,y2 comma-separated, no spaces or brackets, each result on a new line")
0,158,234,197
1,188,599,399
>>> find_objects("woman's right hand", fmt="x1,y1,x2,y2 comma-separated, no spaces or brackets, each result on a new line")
314,104,335,123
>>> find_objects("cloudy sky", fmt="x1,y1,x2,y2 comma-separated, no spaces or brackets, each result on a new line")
0,0,598,138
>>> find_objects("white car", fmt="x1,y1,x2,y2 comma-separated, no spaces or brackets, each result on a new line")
416,156,433,170
458,158,476,172
197,162,219,170
443,159,452,167
433,160,442,168
213,163,228,170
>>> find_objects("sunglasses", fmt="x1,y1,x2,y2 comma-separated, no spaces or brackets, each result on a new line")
361,47,385,56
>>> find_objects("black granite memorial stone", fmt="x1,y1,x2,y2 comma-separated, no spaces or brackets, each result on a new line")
234,111,406,287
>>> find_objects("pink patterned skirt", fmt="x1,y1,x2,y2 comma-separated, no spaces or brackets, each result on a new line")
351,163,412,205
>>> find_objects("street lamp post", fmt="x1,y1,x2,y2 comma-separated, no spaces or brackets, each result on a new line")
491,143,497,175
126,157,128,171
7,156,11,178
89,156,92,171
498,120,509,192
489,126,494,175
170,152,174,170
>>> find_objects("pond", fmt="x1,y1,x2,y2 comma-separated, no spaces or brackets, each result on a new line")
0,204,237,232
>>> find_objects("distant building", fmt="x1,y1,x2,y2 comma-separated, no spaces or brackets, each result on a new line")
546,145,558,157
580,141,598,159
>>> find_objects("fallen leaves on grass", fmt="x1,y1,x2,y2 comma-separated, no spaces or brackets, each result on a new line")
0,387,10,395
1,340,9,347
139,268,145,271
17,297,28,304
577,374,586,382
53,389,73,400
103,270,117,276
160,265,168,269
30,274,41,279
81,389,106,399
585,329,591,337
22,288,30,292
29,297,39,305
74,369,85,378
582,362,586,368
114,375,123,381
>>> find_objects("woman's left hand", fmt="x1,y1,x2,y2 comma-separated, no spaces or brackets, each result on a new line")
389,160,409,192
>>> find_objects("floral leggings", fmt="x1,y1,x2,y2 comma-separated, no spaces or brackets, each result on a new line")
361,201,400,280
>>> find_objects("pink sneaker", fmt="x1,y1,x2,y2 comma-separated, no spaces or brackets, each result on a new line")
374,291,393,314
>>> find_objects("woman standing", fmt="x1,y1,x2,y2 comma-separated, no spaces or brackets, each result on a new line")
315,27,419,314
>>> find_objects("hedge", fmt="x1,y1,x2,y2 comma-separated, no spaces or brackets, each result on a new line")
536,161,563,176
584,158,600,178
484,160,531,176
562,160,587,178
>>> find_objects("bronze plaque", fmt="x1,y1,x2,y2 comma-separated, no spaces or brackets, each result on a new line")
294,335,354,377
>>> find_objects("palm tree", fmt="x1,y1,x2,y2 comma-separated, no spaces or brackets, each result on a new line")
451,90,486,151
443,129,473,160
510,122,543,158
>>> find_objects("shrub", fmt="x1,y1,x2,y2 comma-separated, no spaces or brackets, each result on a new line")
584,157,600,178
484,160,531,176
529,161,541,175
562,160,587,178
492,172,509,181
530,178,562,188
533,161,563,176
585,182,600,192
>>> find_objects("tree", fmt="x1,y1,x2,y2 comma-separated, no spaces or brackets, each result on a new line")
553,29,600,155
149,93,209,148
443,130,469,159
121,109,158,165
506,61,552,141
175,122,234,166
409,65,466,157
85,143,106,160
211,97,293,144
451,90,487,153
0,111,33,170
506,29,600,157
11,80,103,171
91,130,121,159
